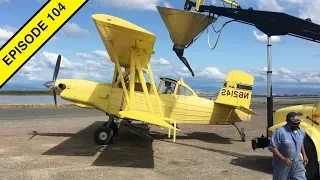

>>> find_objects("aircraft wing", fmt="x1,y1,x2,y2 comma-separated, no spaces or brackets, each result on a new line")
214,101,259,116
119,110,180,130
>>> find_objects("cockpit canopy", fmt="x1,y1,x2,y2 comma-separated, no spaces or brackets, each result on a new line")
157,77,196,96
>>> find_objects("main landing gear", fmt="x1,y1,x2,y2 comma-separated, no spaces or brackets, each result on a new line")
94,115,119,145
94,114,154,145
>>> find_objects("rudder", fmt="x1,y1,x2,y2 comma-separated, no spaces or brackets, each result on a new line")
215,70,254,110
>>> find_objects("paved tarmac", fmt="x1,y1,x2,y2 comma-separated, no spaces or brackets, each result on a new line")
0,104,283,121
0,104,317,180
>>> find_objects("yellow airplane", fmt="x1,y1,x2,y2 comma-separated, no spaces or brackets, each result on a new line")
43,13,258,145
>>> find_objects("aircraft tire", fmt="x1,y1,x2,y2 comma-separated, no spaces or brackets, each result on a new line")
304,135,319,179
94,127,114,145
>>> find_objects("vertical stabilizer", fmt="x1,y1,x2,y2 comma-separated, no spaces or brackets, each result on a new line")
215,70,257,115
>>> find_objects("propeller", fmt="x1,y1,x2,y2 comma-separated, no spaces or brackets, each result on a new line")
43,55,61,106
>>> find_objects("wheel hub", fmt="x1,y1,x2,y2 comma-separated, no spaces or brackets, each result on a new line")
99,132,108,140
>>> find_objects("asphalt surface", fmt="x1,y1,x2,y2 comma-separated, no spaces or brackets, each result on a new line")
0,104,283,121
0,104,317,180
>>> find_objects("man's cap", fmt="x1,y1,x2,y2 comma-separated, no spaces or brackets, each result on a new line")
286,112,301,123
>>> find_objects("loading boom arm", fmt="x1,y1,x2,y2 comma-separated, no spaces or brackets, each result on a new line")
184,0,320,42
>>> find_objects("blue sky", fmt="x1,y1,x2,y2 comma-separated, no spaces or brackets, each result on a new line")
1,0,320,94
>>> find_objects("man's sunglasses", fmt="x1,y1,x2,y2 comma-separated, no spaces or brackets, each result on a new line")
289,121,300,126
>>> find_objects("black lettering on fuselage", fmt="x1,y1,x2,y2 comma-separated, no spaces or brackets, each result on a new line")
220,88,249,99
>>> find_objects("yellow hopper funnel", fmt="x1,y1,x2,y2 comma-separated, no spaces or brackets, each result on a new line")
156,6,216,76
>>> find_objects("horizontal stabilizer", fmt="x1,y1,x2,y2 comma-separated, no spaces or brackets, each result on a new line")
214,101,259,116
119,110,180,130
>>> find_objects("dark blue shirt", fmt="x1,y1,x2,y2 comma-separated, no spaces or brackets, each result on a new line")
268,124,305,162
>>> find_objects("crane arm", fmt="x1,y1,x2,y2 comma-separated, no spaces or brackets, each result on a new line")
184,0,320,42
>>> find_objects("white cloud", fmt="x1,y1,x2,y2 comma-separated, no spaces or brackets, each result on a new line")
0,25,16,46
98,0,162,11
278,68,291,74
151,58,170,65
0,25,57,46
76,52,92,59
164,1,173,8
257,0,285,12
196,67,226,80
13,51,114,83
97,0,175,11
150,62,227,81
92,50,110,59
253,30,282,43
247,66,320,88
296,0,320,24
255,0,320,24
62,22,89,37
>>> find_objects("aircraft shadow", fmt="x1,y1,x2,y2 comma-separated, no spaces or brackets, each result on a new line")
35,121,154,168
92,123,154,168
157,139,273,175
149,131,233,144
31,122,271,172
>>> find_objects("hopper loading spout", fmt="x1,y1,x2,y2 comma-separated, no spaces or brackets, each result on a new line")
156,6,216,77
173,45,194,77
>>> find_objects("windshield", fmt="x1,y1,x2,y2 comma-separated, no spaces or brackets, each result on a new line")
158,80,176,94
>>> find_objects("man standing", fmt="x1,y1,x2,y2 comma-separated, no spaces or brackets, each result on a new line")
268,112,309,180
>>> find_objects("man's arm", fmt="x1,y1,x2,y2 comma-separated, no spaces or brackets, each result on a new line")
268,129,292,166
301,134,309,165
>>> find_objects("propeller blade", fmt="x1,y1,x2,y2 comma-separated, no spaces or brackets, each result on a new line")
53,88,57,107
53,55,61,81
44,80,54,89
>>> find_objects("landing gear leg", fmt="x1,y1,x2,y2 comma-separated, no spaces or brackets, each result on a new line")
102,115,119,136
233,123,246,142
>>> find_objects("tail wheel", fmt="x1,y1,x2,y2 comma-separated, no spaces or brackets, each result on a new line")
304,135,319,179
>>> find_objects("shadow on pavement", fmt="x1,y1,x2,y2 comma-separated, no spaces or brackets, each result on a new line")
31,121,154,168
230,155,273,174
158,139,273,175
150,131,233,144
